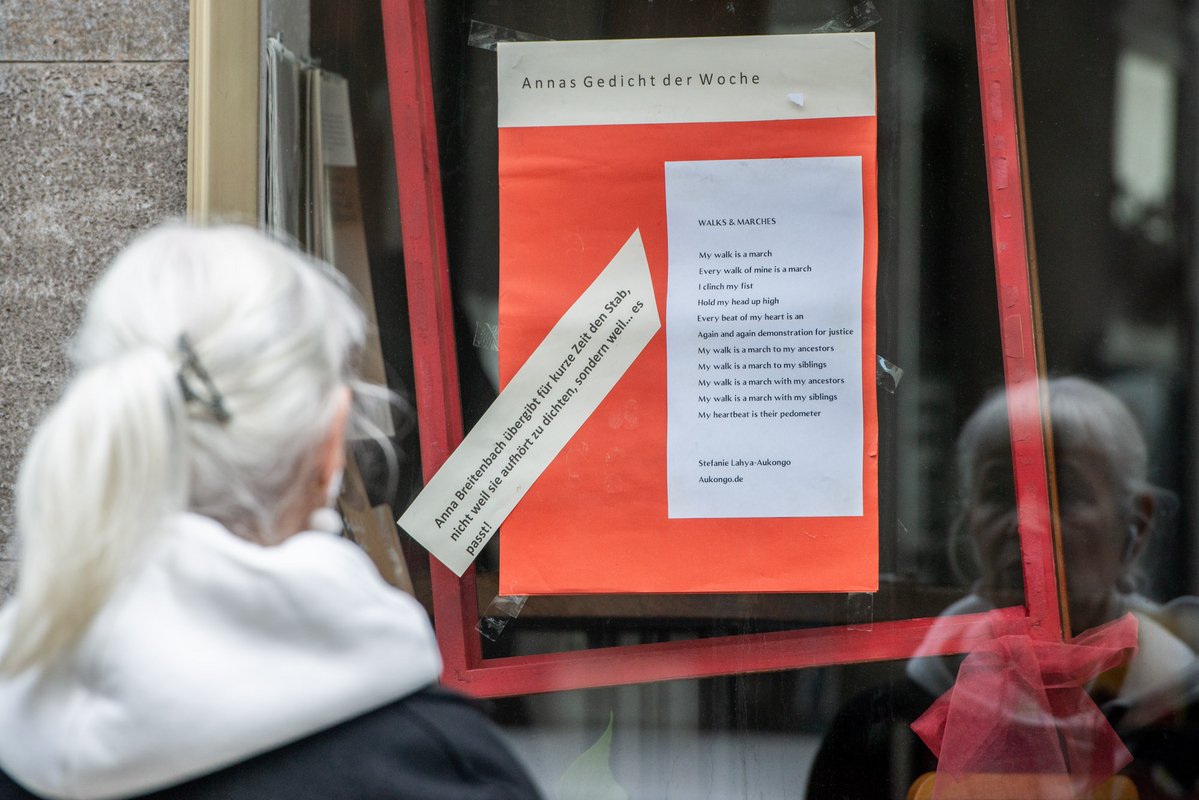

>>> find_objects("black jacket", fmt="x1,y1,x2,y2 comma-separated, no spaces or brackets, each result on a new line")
0,688,543,800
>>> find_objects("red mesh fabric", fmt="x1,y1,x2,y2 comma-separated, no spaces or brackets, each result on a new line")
911,613,1139,800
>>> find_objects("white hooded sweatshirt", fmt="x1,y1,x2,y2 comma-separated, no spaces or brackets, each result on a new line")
0,513,443,800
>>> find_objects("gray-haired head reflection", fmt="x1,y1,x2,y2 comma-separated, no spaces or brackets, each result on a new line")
954,376,1160,632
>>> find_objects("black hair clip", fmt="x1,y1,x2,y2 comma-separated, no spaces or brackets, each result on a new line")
177,334,231,424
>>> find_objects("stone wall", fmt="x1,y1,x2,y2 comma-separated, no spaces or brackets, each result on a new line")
0,1,189,595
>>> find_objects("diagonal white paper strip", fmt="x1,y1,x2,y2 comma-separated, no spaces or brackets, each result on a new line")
399,230,660,576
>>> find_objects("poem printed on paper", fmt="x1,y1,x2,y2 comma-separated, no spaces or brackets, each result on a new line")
666,157,865,519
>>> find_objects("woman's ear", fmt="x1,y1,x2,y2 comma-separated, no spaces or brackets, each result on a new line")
317,386,352,500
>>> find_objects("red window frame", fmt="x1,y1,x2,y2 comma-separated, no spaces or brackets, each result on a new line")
380,0,1066,698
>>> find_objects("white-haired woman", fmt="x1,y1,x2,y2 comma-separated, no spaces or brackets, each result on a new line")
0,225,542,799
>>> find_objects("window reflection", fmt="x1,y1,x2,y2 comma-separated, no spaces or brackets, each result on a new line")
809,378,1199,798
1112,50,1177,245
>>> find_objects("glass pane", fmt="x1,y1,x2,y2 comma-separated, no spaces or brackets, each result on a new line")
310,0,1043,796
967,3,1198,799
1016,0,1191,607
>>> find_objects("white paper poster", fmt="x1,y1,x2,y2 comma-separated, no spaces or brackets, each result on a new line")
665,156,864,519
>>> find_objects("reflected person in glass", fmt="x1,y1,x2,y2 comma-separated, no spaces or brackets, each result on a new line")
808,377,1199,799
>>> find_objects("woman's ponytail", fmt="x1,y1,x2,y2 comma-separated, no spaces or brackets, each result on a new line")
1,347,187,674
2,223,370,674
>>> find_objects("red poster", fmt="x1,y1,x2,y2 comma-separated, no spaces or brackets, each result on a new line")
497,34,878,594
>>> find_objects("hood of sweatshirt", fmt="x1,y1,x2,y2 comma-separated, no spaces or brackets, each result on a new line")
0,513,442,800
